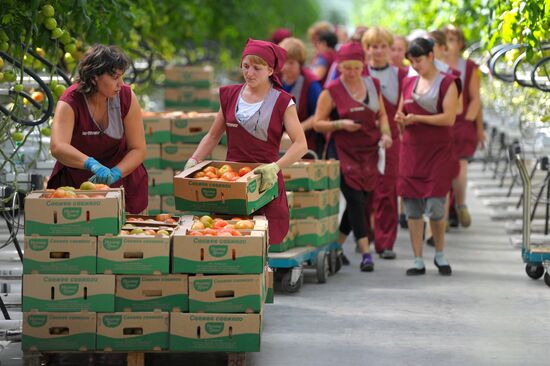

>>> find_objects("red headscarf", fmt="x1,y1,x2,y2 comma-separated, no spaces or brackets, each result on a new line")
242,38,287,89
270,28,292,44
336,41,365,63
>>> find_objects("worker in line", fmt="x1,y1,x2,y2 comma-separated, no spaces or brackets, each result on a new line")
184,39,307,247
395,38,460,276
443,25,481,229
362,27,409,259
313,42,392,271
279,37,324,158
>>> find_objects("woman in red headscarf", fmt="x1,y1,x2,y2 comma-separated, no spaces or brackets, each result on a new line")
313,42,392,272
185,39,308,246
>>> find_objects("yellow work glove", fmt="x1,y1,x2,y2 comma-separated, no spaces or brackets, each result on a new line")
253,163,280,192
184,158,198,170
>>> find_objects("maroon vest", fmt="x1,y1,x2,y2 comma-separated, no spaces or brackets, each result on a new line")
48,84,148,214
295,68,319,121
327,77,381,191
398,74,460,198
457,58,477,121
219,84,291,244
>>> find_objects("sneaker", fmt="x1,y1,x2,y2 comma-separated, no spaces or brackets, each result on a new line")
379,249,396,259
399,213,408,229
434,259,452,276
360,253,374,272
406,267,426,276
426,236,435,247
457,205,471,228
341,254,350,266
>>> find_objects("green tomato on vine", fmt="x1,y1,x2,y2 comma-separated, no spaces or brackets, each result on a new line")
41,4,55,17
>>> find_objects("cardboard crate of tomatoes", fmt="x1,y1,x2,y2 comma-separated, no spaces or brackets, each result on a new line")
173,161,278,216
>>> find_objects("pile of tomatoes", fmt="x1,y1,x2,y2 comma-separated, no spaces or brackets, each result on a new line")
192,164,252,181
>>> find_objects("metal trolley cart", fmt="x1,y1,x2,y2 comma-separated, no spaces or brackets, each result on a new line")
268,242,343,293
514,148,550,287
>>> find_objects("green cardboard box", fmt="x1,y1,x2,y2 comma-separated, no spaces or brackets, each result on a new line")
165,87,213,109
115,275,188,312
24,189,124,237
170,312,262,352
268,220,295,253
327,188,341,216
174,161,278,216
292,190,329,219
161,196,177,215
283,160,328,191
97,312,169,351
147,195,161,216
265,267,274,304
144,144,162,169
327,215,339,243
22,312,96,351
142,112,172,144
97,231,172,275
148,168,174,195
24,235,96,274
294,218,329,247
172,224,267,274
189,273,264,313
164,65,214,89
170,112,217,143
22,274,115,312
326,159,341,189
161,143,197,170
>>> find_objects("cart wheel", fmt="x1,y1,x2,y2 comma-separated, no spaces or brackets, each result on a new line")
334,252,343,273
316,250,329,284
281,269,303,293
525,264,544,279
544,272,550,287
328,250,338,275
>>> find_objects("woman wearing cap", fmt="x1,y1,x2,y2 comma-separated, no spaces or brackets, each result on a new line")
185,39,307,246
48,44,147,214
313,42,392,272
443,25,481,228
362,27,409,260
279,37,324,158
395,38,461,276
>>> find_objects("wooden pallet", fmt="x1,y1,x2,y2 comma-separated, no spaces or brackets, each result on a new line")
23,351,247,366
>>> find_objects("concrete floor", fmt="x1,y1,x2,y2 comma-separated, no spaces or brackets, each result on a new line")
1,162,550,365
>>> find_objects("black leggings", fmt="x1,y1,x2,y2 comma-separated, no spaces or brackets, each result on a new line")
339,175,371,240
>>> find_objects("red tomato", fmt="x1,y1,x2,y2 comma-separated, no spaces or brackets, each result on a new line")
238,166,252,176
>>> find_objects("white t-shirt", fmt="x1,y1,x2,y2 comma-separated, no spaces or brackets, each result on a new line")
236,96,295,123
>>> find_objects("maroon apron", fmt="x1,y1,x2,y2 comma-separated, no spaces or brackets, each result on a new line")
452,59,478,158
312,49,336,86
294,68,323,157
47,84,148,214
328,77,381,192
220,84,291,245
365,66,408,252
398,75,460,198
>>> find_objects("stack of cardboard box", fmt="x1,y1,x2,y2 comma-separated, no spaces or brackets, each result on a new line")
275,160,341,252
164,65,219,112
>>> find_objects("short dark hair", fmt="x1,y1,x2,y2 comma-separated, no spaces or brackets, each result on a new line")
75,44,130,95
406,37,434,59
318,31,338,49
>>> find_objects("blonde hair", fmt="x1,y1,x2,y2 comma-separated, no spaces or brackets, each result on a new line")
428,30,447,47
362,27,394,49
279,37,307,65
243,54,268,67
307,21,335,42
441,24,466,51
339,60,364,68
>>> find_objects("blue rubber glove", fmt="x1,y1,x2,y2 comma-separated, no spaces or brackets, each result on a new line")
109,166,123,185
84,157,112,184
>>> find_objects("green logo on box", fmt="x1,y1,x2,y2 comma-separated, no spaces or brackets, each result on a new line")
175,120,188,128
121,277,141,290
248,180,257,193
29,238,48,251
205,322,225,335
103,315,122,328
164,146,178,154
59,283,79,296
315,167,321,178
62,207,82,220
208,245,228,257
201,188,217,199
103,238,122,251
28,315,48,327
193,279,213,292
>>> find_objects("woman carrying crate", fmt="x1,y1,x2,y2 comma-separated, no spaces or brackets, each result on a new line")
185,38,307,246
395,38,461,276
313,42,392,272
48,44,148,214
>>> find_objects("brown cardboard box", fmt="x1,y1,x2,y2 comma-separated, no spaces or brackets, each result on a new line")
142,111,172,144
172,223,266,274
326,159,341,188
115,274,188,312
125,214,179,227
144,144,162,169
22,312,96,351
189,273,264,313
161,143,198,170
327,188,341,216
148,168,174,195
170,112,217,143
161,196,177,215
147,196,161,216
174,161,278,215
294,218,328,247
97,312,169,351
22,274,115,312
23,235,96,274
292,190,329,219
283,160,328,191
24,189,124,236
164,65,214,88
170,312,262,352
97,231,172,274
265,267,274,304
164,88,213,109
